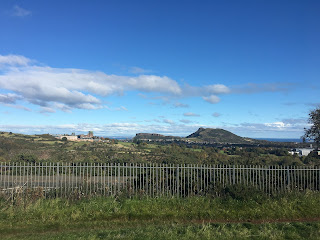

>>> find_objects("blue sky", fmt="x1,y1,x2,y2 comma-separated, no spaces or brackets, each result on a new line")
0,0,319,138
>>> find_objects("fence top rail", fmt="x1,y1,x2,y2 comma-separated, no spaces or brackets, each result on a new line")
1,163,319,170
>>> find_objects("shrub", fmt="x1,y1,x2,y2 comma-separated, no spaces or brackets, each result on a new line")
15,153,38,163
207,183,267,202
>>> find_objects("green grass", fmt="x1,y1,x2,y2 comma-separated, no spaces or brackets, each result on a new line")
3,222,320,240
118,142,136,148
189,148,202,152
16,194,320,221
1,192,320,239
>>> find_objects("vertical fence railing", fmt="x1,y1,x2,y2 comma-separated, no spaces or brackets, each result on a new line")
0,163,319,197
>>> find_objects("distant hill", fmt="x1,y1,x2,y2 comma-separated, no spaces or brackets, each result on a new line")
133,133,181,141
186,128,255,144
134,128,256,144
133,128,305,147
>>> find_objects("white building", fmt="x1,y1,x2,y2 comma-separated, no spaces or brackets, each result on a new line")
56,135,78,141
289,148,314,157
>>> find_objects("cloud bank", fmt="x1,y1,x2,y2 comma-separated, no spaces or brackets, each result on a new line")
0,55,185,111
0,54,293,113
0,54,231,112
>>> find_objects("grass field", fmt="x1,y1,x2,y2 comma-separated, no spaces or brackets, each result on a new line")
3,221,320,239
1,191,320,239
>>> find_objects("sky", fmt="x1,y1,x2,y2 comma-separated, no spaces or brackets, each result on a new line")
0,0,319,138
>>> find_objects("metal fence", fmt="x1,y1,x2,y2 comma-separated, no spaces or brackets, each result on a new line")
1,163,320,197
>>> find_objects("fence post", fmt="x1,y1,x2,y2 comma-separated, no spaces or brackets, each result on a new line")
287,165,290,191
233,165,235,185
56,162,59,197
176,165,179,198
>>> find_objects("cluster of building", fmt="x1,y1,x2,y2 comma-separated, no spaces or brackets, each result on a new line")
288,144,318,157
54,131,103,142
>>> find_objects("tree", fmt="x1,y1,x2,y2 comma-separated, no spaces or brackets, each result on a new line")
15,154,37,163
303,106,320,148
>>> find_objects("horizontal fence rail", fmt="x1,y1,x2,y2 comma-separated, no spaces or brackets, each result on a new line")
1,163,320,198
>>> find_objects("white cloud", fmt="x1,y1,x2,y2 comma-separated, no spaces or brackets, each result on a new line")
105,106,128,111
0,67,180,99
183,84,230,97
3,104,32,112
224,118,308,138
0,93,32,111
163,119,175,124
180,119,192,124
1,54,291,113
12,5,32,17
206,84,230,94
212,112,221,117
281,118,307,125
39,107,56,114
265,121,290,129
203,95,220,104
0,93,22,104
75,103,103,110
174,102,189,108
114,106,128,111
53,103,72,113
0,55,31,66
183,112,200,117
0,55,184,112
231,83,293,94
130,75,182,94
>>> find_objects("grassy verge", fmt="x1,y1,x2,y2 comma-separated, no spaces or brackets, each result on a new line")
3,222,320,240
1,192,320,239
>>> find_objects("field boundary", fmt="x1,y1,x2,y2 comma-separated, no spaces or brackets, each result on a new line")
1,163,319,197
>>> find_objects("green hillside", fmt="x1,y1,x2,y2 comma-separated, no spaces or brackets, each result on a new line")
133,133,181,141
186,128,255,144
134,128,257,144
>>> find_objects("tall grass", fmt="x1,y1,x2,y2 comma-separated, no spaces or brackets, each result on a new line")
1,186,319,239
3,222,320,240
1,191,320,224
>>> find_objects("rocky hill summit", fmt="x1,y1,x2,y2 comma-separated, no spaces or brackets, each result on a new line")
186,128,254,144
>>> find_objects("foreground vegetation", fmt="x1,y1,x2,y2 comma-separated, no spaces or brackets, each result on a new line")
2,222,320,240
0,131,319,166
1,190,320,239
